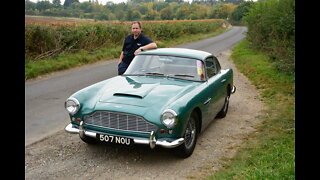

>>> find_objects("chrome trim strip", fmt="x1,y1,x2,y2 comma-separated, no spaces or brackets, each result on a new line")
65,123,184,148
204,98,211,105
83,123,152,134
162,109,178,116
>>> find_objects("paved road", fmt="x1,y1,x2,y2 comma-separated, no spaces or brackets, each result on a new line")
25,26,247,146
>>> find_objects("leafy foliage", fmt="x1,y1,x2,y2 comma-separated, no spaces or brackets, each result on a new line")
25,0,240,21
231,1,254,22
243,0,295,74
25,19,225,60
63,0,79,7
206,39,295,180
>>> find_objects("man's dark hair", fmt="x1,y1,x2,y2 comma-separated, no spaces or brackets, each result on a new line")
132,21,142,29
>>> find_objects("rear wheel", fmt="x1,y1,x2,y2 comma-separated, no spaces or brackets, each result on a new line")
174,112,199,158
216,91,230,118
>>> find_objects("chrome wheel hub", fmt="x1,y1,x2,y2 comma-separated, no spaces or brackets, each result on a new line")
184,118,196,149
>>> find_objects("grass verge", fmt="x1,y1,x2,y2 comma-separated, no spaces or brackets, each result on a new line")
25,27,228,80
205,40,295,179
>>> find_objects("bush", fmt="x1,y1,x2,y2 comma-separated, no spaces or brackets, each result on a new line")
25,20,224,61
243,0,295,74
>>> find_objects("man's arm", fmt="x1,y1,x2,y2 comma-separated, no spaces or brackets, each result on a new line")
118,51,124,64
134,42,157,55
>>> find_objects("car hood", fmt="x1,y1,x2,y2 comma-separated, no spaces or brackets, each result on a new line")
96,76,199,108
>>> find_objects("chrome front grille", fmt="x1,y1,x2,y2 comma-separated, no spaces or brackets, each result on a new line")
83,111,157,133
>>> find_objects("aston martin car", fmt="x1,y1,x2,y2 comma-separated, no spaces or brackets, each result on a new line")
64,48,236,158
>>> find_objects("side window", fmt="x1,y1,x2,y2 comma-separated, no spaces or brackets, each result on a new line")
205,57,216,78
212,56,221,73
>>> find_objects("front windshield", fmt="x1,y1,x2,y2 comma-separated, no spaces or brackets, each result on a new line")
124,55,205,81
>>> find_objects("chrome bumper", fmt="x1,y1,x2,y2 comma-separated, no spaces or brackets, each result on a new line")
65,122,184,149
231,85,236,94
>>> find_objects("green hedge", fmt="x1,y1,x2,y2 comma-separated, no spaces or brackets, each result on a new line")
25,20,225,61
243,0,295,74
25,23,128,60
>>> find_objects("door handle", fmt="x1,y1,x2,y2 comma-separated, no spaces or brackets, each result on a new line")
221,79,226,83
204,98,211,105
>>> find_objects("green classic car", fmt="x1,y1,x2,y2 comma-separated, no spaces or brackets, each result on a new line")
65,48,236,158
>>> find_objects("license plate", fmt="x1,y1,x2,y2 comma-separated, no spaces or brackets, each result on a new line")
97,134,132,146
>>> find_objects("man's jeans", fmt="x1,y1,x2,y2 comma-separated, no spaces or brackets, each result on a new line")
118,62,129,75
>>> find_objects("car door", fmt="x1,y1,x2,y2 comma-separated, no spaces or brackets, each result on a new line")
212,56,227,111
201,56,225,128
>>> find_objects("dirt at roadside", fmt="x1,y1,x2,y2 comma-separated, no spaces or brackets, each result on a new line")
25,49,266,180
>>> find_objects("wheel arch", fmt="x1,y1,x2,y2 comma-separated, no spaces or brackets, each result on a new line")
192,107,202,134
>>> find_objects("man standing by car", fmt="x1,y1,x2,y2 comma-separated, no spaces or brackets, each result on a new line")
118,21,157,75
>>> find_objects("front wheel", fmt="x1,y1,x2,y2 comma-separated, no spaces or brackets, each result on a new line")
174,112,199,158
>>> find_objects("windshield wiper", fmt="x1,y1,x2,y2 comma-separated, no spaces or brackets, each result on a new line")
123,74,145,76
145,72,165,76
172,74,194,78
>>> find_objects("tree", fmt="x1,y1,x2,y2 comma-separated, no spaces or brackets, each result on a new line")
244,0,295,73
165,0,184,2
189,3,209,19
79,2,93,13
175,4,191,19
52,0,61,8
143,9,159,20
153,2,168,12
211,3,237,19
36,0,53,11
160,6,174,20
231,1,254,21
137,3,148,15
63,0,79,7
25,0,36,10
126,9,142,20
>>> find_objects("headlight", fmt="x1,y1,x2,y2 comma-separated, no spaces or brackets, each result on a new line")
65,97,80,115
161,109,178,129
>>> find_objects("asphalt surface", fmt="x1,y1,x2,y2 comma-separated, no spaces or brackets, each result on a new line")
25,26,247,146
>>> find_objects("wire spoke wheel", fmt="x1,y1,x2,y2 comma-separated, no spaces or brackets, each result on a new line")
184,116,196,149
174,112,198,158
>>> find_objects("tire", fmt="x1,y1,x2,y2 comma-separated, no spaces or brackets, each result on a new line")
216,92,230,118
80,134,99,144
174,112,199,158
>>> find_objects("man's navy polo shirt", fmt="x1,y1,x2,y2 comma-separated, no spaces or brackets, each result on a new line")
122,33,153,65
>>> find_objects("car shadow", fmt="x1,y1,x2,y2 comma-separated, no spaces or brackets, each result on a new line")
80,117,224,163
83,140,184,163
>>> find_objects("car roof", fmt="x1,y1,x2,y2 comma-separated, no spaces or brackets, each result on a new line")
138,48,213,61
